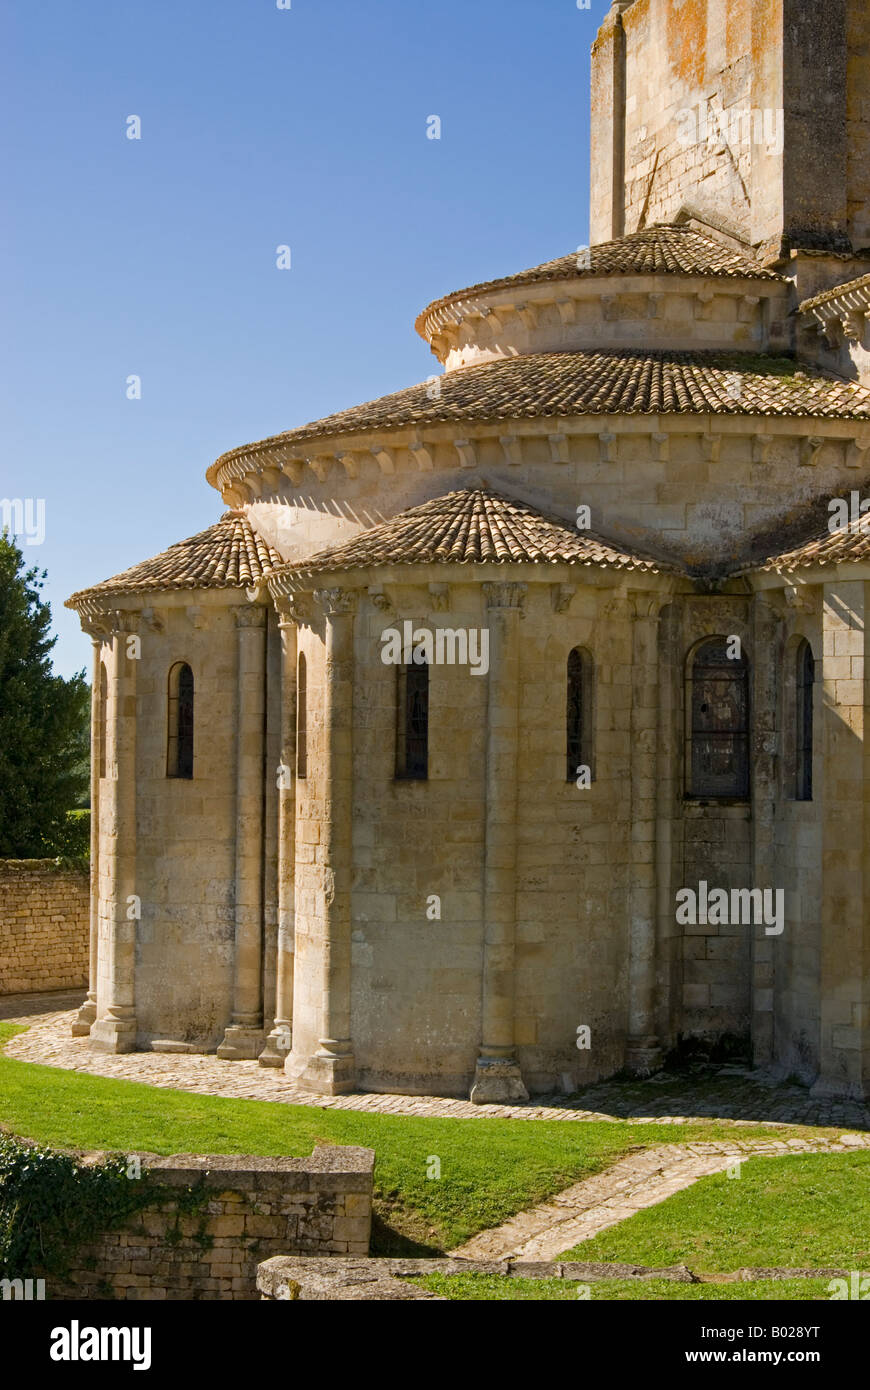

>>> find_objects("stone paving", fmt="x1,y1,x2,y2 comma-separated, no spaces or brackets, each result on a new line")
3,1000,870,1129
0,988,84,1027
4,1000,870,1130
451,1133,870,1262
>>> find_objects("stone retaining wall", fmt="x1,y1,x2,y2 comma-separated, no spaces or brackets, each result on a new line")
256,1255,867,1300
51,1147,374,1301
0,859,89,995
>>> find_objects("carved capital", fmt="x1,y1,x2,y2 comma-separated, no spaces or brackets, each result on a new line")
110,610,140,635
234,604,267,629
273,592,307,625
79,607,114,640
313,587,358,617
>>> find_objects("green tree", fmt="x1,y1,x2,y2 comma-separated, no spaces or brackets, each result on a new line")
0,531,90,857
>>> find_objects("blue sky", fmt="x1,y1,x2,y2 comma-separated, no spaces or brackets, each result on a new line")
2,0,609,677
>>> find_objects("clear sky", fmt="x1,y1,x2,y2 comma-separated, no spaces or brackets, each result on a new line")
2,0,610,678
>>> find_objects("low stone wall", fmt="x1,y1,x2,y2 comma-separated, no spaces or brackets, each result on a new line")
52,1147,374,1301
257,1255,869,1300
0,859,89,995
256,1255,696,1300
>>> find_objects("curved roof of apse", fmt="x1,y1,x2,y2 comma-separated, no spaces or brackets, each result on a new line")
414,223,780,336
209,350,870,484
67,512,282,606
277,486,680,578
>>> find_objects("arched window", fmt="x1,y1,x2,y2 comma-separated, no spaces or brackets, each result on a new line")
689,638,749,799
795,639,814,801
396,659,429,779
98,661,107,779
566,647,593,782
167,663,194,779
296,652,307,780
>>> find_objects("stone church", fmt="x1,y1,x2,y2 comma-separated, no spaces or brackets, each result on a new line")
69,0,870,1102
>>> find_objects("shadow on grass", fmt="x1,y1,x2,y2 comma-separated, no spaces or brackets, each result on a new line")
369,1208,444,1258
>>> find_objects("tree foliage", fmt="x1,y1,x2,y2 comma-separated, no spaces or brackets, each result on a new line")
0,531,90,857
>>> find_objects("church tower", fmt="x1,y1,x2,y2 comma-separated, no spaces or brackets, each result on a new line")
591,0,870,286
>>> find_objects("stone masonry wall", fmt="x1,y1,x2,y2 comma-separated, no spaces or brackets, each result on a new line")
50,1147,374,1302
0,859,89,995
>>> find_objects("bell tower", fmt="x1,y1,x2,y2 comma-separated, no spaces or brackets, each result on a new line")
590,0,870,265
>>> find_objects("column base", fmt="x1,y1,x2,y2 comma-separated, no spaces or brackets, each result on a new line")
624,1036,664,1078
295,1044,357,1095
70,995,97,1037
469,1056,529,1105
217,1025,266,1061
258,1024,292,1068
809,1075,867,1102
89,1014,137,1053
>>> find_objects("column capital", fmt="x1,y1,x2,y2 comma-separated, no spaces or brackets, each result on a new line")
313,586,358,617
109,609,140,635
626,589,671,621
273,592,308,626
234,604,267,629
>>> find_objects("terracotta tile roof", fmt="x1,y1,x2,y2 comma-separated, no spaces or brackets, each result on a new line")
211,353,870,478
750,509,870,573
67,512,282,606
284,487,680,576
799,272,870,313
416,224,779,324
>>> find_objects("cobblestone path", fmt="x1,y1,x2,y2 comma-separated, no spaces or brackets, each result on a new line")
451,1134,870,1261
3,997,869,1131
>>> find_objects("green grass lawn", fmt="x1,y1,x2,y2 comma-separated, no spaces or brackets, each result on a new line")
0,1021,819,1254
561,1152,870,1271
413,1274,840,1301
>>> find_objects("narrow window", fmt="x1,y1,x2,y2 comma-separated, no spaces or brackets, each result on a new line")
689,639,749,798
296,652,307,780
167,662,194,779
396,660,429,779
98,661,107,779
795,639,814,801
566,647,593,782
